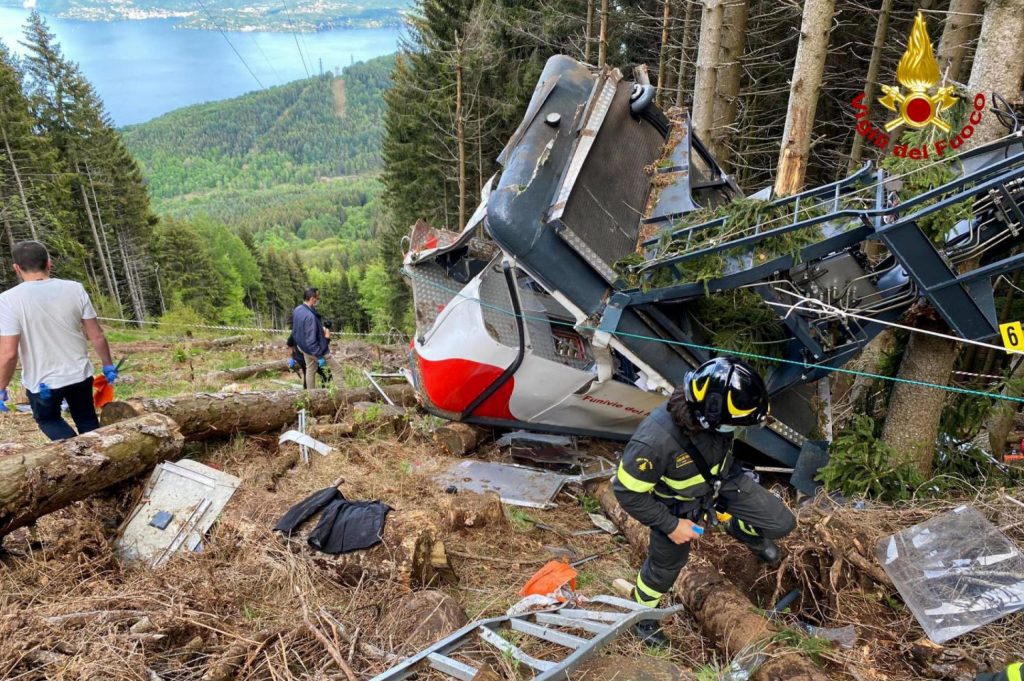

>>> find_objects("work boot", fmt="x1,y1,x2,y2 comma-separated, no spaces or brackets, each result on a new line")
725,519,781,565
632,618,670,648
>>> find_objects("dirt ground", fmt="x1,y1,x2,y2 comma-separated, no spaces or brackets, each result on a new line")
1,328,1022,680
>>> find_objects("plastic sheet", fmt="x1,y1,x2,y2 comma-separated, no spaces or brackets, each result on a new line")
876,505,1024,643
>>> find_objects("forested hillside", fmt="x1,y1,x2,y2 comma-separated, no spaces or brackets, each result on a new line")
124,56,392,198
2,13,395,333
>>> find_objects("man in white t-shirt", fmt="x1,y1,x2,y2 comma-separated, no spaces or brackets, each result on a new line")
0,241,118,440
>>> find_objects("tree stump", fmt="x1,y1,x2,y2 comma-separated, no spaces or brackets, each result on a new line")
432,422,488,456
445,491,504,530
287,510,441,590
380,590,468,654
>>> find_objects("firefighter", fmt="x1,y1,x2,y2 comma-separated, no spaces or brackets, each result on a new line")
975,663,1022,681
613,357,796,646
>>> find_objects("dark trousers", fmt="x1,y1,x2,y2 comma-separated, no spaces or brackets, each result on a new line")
26,377,100,441
635,473,796,604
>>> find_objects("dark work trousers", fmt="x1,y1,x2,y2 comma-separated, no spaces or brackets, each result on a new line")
26,376,100,441
635,472,796,604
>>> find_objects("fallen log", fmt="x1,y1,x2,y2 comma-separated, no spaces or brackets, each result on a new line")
206,358,291,383
590,481,833,681
432,422,489,456
101,385,413,440
0,414,184,538
197,335,247,349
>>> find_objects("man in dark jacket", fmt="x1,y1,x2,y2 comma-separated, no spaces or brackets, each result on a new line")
291,288,342,390
613,357,796,645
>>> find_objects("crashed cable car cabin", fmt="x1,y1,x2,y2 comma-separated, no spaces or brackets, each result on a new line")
402,54,1024,470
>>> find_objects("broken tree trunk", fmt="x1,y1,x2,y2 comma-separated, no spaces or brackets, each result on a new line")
691,0,724,145
0,414,184,538
101,385,413,440
590,481,832,681
774,0,836,197
286,510,445,591
206,358,291,383
432,422,489,456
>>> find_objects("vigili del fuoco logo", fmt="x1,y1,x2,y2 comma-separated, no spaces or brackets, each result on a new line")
851,12,985,160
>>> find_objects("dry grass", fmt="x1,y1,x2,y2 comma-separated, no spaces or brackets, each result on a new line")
2,329,1023,680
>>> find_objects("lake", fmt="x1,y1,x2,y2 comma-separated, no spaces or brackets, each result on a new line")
0,7,401,125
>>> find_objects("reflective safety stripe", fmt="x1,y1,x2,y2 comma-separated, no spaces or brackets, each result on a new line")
635,574,662,607
737,519,759,536
661,463,721,491
654,490,695,501
617,463,656,493
1008,662,1022,681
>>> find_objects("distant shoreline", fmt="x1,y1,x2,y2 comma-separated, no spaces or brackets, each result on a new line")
0,3,407,33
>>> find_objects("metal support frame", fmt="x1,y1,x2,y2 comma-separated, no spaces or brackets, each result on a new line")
369,596,683,681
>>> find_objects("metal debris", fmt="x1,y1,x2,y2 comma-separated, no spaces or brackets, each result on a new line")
279,429,333,457
116,460,240,568
877,505,1024,643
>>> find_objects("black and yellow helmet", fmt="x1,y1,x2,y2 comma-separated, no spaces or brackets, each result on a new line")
682,357,769,431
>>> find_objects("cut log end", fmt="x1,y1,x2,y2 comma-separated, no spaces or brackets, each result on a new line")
445,490,504,530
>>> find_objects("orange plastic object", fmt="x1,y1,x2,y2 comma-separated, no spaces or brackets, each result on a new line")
93,375,114,409
519,560,577,600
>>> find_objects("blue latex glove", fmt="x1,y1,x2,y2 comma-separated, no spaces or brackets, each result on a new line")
287,358,296,369
0,388,8,412
317,357,326,368
102,364,118,384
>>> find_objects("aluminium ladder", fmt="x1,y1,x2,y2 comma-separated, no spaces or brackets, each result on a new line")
369,594,682,681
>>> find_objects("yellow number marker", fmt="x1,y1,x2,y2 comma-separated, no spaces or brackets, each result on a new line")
1000,321,1024,353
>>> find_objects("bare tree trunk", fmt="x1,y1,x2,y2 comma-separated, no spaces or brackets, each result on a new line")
0,414,184,538
675,0,696,108
773,0,835,197
710,0,749,167
76,167,117,306
966,0,1024,145
970,0,1024,452
206,359,291,384
937,0,982,83
848,0,894,169
584,0,594,63
100,221,123,310
454,32,466,231
84,163,120,305
881,333,957,476
598,0,609,68
657,0,673,107
115,227,146,323
692,0,724,144
1,124,37,240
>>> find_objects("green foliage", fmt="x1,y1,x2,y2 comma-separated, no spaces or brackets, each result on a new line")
818,415,925,501
880,112,973,245
1,14,155,316
158,305,207,337
579,494,601,514
358,260,397,333
123,57,393,199
689,289,788,376
505,507,535,531
771,629,833,665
